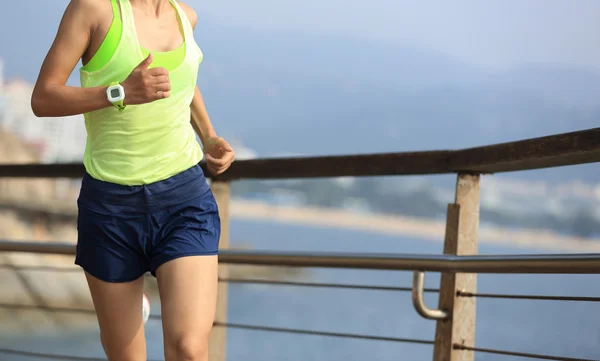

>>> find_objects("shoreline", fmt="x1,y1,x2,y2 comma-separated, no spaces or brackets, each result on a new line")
229,199,600,253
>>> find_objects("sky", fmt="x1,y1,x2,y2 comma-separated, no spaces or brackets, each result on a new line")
189,0,600,71
1,0,599,73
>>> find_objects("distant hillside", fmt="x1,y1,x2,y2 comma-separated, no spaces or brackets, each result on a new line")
194,20,600,183
1,11,598,184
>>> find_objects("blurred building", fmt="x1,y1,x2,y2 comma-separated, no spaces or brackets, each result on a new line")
0,58,5,121
0,61,86,163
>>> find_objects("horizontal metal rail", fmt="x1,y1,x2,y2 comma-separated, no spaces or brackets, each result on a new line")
1,240,600,274
0,302,433,345
0,264,429,291
457,290,600,303
223,278,436,293
1,302,596,361
3,264,599,302
453,344,598,361
212,321,434,345
0,347,142,361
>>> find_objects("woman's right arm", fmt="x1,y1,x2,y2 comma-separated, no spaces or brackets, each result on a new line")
32,0,171,118
31,0,113,117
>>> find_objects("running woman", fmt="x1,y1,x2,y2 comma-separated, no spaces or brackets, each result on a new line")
31,1,234,360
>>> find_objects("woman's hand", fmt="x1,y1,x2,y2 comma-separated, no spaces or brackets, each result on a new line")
203,137,235,176
121,54,171,105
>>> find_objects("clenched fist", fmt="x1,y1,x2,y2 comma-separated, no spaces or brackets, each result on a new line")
204,136,235,176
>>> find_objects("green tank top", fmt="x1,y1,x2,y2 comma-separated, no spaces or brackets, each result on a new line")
79,0,204,185
81,0,186,72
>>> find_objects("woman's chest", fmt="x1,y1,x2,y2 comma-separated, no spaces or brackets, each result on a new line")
132,8,184,52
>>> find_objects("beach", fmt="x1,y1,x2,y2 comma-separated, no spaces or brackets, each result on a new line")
229,199,600,253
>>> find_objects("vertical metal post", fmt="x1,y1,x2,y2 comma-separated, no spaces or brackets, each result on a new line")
433,173,480,361
209,180,230,361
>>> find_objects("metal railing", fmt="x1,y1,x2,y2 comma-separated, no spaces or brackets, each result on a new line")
1,240,600,361
1,127,600,361
2,240,600,274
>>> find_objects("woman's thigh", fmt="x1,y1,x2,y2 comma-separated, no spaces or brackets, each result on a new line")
85,272,146,361
156,255,218,361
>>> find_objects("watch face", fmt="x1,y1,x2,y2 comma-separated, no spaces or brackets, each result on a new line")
110,88,121,98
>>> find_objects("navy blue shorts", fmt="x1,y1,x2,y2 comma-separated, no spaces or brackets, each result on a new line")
75,165,220,283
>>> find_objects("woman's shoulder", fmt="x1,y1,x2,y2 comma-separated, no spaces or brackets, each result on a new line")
68,0,111,16
65,0,113,30
176,1,198,29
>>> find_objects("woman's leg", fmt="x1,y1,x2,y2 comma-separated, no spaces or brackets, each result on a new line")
156,255,218,361
85,272,147,361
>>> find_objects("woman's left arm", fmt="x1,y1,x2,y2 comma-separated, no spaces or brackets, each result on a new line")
190,86,217,146
191,87,235,176
181,2,235,175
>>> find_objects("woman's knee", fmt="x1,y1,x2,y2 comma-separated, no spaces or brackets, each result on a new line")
166,334,209,361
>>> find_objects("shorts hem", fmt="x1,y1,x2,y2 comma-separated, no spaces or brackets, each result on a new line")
74,260,147,284
150,251,219,277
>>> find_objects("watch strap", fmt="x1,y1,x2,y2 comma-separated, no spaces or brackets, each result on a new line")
109,82,126,112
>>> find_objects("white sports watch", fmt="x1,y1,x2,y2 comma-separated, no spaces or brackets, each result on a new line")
106,82,126,112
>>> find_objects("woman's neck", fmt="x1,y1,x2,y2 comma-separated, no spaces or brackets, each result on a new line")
129,0,170,16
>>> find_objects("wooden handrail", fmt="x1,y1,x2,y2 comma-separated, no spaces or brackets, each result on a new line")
0,127,598,180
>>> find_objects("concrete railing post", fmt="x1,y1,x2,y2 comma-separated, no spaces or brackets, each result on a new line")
433,173,480,361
